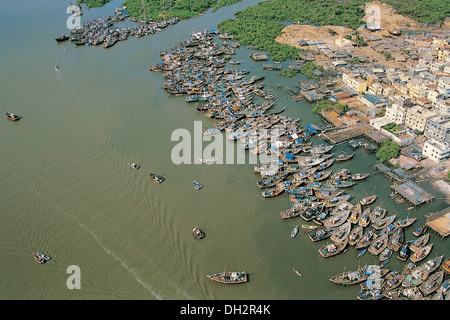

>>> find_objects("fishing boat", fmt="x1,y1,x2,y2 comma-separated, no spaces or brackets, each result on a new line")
370,206,386,221
323,210,350,228
397,243,411,261
55,34,69,42
262,188,283,198
387,227,404,251
382,271,405,292
6,112,20,121
347,203,361,224
394,217,416,228
302,224,318,230
309,144,334,155
229,59,241,65
314,189,344,200
351,173,369,181
33,252,51,264
149,172,164,183
402,262,416,275
309,170,333,182
402,266,429,288
280,207,304,220
192,227,205,239
330,268,367,286
193,180,203,190
293,268,302,277
359,195,377,206
335,153,354,162
127,162,140,170
368,234,388,256
316,158,334,171
330,222,351,243
372,215,396,230
55,65,60,71
348,225,363,246
358,208,371,227
442,258,450,275
419,271,444,296
357,249,367,258
409,233,430,252
207,271,247,284
379,248,393,262
421,255,444,275
323,194,351,208
291,226,299,238
398,286,424,300
318,239,348,258
198,157,218,164
308,227,335,242
412,224,428,237
410,243,433,263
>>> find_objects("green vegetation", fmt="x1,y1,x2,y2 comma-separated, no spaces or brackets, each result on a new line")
77,0,110,8
386,0,450,25
279,69,299,78
218,0,365,61
383,51,392,61
312,100,348,115
447,170,450,180
376,140,401,162
212,0,244,12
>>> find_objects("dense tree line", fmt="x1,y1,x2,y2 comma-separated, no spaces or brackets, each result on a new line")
77,0,111,8
376,141,401,162
385,0,450,25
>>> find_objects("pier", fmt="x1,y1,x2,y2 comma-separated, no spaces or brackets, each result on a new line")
425,207,450,239
320,124,369,145
391,180,435,206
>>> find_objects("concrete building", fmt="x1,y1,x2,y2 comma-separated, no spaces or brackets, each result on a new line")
342,72,368,94
405,105,437,132
385,103,407,124
424,114,450,143
422,139,450,162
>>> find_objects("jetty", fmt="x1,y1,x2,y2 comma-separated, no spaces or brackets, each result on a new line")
320,124,369,145
391,180,435,207
425,207,450,239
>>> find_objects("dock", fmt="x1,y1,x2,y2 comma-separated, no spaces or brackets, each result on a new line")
391,180,435,207
320,124,369,145
263,63,282,71
425,207,450,239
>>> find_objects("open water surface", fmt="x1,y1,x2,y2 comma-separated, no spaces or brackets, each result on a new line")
0,0,448,300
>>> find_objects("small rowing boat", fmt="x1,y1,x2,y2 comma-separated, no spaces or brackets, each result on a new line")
293,268,302,277
128,162,140,170
207,271,247,284
6,112,20,121
149,172,164,183
291,226,299,238
193,180,203,190
33,252,51,264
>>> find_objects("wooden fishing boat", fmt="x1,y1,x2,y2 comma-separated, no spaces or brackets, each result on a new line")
421,255,444,275
323,210,351,228
33,252,51,264
397,243,411,261
309,170,333,182
302,224,318,230
318,239,348,258
55,34,69,42
149,172,165,183
192,227,205,239
372,215,396,230
409,233,430,252
348,225,363,246
398,286,424,300
323,194,351,208
330,222,351,243
347,203,361,224
293,268,302,277
314,189,344,200
330,268,367,285
368,234,388,256
335,153,354,162
357,288,384,300
327,179,355,188
6,112,20,121
359,195,377,206
379,248,393,262
299,203,324,221
193,180,203,190
412,224,428,237
419,271,444,296
382,271,405,291
442,258,450,275
316,158,334,171
410,243,433,263
358,207,371,227
394,217,416,228
262,187,283,198
387,227,404,251
207,271,247,284
309,144,334,155
351,173,369,181
402,266,429,288
280,207,304,220
401,262,416,275
291,226,299,238
127,162,140,170
370,206,386,220
357,249,367,258
308,227,335,242
256,178,277,189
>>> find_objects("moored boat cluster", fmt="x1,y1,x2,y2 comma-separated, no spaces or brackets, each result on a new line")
56,7,179,48
152,30,449,297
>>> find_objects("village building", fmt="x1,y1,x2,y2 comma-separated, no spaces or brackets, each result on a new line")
422,139,450,163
